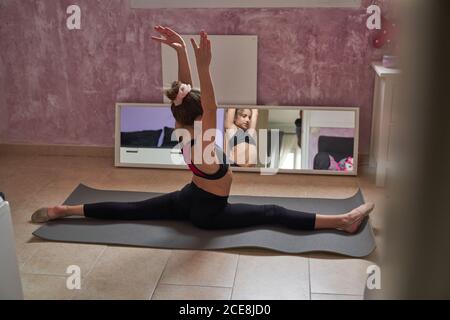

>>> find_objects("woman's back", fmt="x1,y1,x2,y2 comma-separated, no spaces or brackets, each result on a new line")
181,126,233,197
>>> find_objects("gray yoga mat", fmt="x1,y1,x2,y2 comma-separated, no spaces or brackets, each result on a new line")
33,183,376,257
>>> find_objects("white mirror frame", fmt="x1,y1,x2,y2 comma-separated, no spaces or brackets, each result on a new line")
115,103,359,176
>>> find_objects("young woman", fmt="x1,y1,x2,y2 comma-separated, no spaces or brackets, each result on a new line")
224,108,259,167
32,26,374,233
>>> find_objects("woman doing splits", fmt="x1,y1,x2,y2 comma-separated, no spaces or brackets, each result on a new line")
32,26,374,233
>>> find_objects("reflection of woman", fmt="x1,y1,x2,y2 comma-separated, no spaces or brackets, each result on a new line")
32,26,374,234
224,108,258,167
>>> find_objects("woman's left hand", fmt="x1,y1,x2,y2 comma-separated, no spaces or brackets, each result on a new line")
190,30,211,69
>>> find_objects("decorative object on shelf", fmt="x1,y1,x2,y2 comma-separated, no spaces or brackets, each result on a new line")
372,16,398,49
382,54,398,68
369,1,399,69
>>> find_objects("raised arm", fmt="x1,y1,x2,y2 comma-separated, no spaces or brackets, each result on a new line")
249,109,259,130
190,31,217,111
152,26,193,86
190,31,217,132
225,108,236,130
176,48,193,86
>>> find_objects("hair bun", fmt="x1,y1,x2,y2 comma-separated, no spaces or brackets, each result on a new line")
165,81,181,101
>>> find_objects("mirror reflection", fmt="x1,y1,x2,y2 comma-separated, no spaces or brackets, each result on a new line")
224,108,259,168
302,109,356,172
221,107,356,172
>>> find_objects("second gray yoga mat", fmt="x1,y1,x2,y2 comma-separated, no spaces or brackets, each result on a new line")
33,183,376,257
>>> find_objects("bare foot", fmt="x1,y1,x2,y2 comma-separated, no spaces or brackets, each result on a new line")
339,202,375,234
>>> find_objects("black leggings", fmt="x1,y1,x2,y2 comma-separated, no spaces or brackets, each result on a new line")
84,182,316,230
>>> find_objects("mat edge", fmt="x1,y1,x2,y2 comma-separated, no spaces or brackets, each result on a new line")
77,183,365,202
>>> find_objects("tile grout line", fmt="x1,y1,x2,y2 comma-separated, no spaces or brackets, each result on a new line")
229,254,240,300
157,283,234,289
19,245,41,271
21,245,108,293
84,245,108,278
20,272,69,277
148,250,173,300
69,245,108,300
308,257,312,300
151,251,239,299
311,290,364,295
310,292,363,298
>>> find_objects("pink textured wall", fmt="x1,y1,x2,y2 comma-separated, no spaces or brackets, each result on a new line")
0,0,387,154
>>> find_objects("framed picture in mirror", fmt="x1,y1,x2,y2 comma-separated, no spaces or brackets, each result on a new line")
115,103,359,176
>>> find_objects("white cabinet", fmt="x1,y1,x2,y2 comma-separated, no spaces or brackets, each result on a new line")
369,62,401,187
0,198,24,299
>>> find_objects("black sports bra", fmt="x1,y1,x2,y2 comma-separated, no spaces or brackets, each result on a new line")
181,139,230,180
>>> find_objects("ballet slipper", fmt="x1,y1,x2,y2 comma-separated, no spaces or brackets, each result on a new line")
337,202,375,234
31,207,50,223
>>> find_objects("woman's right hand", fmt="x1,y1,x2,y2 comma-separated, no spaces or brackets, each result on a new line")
190,30,211,69
151,25,186,51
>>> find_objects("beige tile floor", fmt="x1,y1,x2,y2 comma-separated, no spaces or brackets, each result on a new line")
0,154,387,300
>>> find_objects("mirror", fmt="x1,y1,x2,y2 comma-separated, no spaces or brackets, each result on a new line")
115,103,359,175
